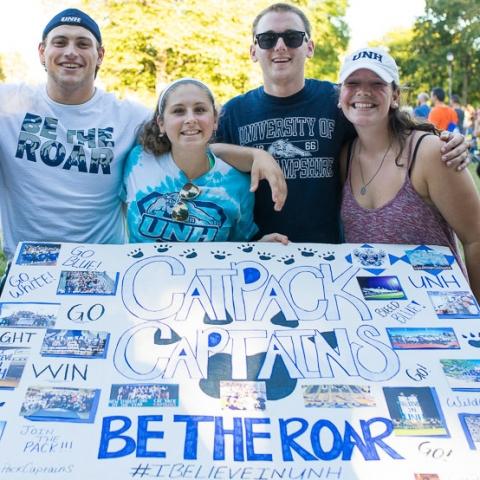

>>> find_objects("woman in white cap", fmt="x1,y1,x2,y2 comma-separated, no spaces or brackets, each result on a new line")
338,47,480,300
123,78,287,244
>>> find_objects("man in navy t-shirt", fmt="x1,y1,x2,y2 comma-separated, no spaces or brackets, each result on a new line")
216,3,467,244
217,3,351,243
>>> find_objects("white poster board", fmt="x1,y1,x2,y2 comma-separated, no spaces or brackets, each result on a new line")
0,241,479,480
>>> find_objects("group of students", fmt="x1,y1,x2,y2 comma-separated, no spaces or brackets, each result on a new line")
0,4,479,300
414,90,480,160
416,91,480,180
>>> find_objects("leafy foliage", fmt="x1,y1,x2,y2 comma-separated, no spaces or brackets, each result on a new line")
83,0,349,105
370,29,420,107
379,0,480,105
305,0,349,80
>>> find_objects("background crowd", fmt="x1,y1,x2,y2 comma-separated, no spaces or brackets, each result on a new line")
412,89,480,172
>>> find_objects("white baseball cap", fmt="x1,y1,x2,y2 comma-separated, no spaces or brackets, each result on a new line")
339,47,400,84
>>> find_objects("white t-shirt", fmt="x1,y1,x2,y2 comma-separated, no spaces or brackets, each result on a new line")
0,84,150,258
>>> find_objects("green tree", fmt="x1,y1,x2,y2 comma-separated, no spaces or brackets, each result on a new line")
304,0,349,81
379,0,480,105
370,28,421,107
404,0,479,104
83,0,349,105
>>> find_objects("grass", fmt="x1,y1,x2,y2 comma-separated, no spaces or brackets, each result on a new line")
469,162,480,192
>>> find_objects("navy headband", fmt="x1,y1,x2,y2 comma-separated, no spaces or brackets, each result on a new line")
42,8,102,44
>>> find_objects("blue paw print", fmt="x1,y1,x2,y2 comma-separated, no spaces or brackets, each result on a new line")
278,255,295,265
155,243,171,253
298,247,317,257
211,250,231,260
463,332,480,348
321,251,335,261
257,251,274,261
180,248,197,259
238,243,254,253
127,248,144,258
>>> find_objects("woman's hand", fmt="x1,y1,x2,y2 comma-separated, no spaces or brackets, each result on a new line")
440,131,470,171
258,233,289,244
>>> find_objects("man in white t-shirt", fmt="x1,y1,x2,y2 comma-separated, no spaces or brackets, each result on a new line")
0,8,286,259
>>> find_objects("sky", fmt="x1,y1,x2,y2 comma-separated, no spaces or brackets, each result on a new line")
345,0,426,51
0,0,426,83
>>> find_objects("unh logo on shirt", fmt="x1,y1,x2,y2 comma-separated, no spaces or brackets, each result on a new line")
136,191,227,242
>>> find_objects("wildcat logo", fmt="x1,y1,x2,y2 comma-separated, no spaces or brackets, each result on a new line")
137,191,226,242
353,248,387,267
268,139,312,158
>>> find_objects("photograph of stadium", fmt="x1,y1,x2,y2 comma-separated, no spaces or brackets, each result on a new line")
458,413,480,450
16,242,61,266
19,386,100,423
40,329,110,359
405,248,451,270
109,383,179,407
383,387,449,436
57,270,119,295
387,327,460,350
0,347,29,389
302,384,376,408
440,359,480,391
357,275,407,301
428,291,480,319
0,302,59,328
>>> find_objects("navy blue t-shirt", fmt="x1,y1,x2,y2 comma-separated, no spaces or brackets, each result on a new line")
216,79,353,243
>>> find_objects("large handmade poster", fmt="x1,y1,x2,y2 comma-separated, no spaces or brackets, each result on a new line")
0,241,479,480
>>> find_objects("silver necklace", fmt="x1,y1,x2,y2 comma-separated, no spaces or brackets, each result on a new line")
356,139,392,195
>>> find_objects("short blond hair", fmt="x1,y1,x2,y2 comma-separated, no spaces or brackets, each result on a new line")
417,92,429,103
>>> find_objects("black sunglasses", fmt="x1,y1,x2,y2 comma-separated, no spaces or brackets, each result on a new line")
171,183,201,222
254,30,307,50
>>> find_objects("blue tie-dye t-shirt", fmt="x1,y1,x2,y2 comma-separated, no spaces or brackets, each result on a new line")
122,145,258,242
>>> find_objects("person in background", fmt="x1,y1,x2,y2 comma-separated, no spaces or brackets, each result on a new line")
450,94,465,134
428,87,458,131
217,3,470,244
463,104,477,157
123,78,288,244
0,8,287,260
413,92,430,120
338,47,480,301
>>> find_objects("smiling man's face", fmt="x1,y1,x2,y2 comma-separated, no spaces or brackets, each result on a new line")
39,25,104,102
250,10,314,93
